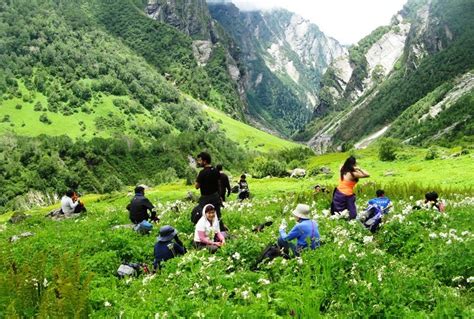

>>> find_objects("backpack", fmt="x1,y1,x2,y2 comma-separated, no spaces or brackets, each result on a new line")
190,204,203,224
117,263,149,278
253,243,290,270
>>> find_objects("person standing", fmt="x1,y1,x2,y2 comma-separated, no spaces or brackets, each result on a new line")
195,152,223,222
216,164,231,202
330,156,370,220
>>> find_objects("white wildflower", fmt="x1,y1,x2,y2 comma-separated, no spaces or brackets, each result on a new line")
256,293,262,298
296,257,303,265
241,290,250,299
232,252,241,260
258,278,270,285
356,252,366,258
467,277,474,283
452,276,464,283
363,236,373,245
142,274,155,285
339,254,347,260
429,233,438,239
446,239,452,245
104,301,112,307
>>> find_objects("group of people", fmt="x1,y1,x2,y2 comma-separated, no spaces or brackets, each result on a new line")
60,152,445,271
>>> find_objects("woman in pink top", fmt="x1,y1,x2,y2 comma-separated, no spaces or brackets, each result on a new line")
193,204,226,253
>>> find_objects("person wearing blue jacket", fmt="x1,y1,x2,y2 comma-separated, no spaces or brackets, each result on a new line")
368,190,392,212
278,204,320,257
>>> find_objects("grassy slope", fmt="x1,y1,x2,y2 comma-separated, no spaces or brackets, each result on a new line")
0,82,300,152
0,83,155,139
308,147,474,188
203,104,301,152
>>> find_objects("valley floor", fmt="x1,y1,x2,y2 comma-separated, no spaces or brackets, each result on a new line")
1,167,473,317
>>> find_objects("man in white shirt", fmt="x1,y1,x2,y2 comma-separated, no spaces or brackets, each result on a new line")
61,190,86,215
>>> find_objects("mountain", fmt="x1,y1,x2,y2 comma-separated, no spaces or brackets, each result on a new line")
207,2,346,135
300,0,474,152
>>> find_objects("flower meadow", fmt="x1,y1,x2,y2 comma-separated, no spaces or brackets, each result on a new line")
0,181,473,318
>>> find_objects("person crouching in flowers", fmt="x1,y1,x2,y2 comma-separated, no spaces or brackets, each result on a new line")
278,204,320,257
154,225,186,272
193,204,226,253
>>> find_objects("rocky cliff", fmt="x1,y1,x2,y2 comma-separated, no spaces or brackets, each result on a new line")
306,0,474,152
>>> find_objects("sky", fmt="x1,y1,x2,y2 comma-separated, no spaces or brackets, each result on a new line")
231,0,408,44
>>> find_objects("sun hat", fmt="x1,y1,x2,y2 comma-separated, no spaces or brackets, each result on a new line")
157,225,177,242
292,204,311,219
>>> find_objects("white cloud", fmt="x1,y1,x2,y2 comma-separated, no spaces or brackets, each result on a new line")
231,0,408,44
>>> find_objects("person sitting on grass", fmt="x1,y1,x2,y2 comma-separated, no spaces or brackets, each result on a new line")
423,191,446,212
193,204,226,253
368,189,393,212
61,190,86,215
126,186,159,234
362,190,393,233
153,225,186,271
238,174,250,201
278,204,320,257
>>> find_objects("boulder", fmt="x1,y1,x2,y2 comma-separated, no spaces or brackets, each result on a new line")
184,191,198,202
9,212,31,224
10,232,34,243
290,168,306,178
320,166,332,175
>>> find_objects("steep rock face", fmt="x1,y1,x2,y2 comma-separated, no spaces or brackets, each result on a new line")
307,0,474,152
146,0,213,40
208,3,346,135
146,0,247,118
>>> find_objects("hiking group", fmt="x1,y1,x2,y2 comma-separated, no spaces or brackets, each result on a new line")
58,152,445,273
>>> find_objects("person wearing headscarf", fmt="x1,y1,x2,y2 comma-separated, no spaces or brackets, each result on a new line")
193,204,226,253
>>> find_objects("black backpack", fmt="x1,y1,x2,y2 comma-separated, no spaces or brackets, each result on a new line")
190,204,203,224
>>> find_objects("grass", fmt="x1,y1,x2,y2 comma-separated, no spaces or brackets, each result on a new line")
308,146,474,188
0,82,156,140
0,176,473,317
202,103,302,152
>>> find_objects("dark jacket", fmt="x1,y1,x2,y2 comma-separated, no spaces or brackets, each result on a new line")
126,194,155,224
153,238,186,269
219,172,231,201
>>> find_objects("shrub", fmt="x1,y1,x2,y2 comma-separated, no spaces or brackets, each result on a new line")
39,113,52,124
425,147,438,160
251,157,286,178
15,104,22,109
378,138,398,161
34,101,43,111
